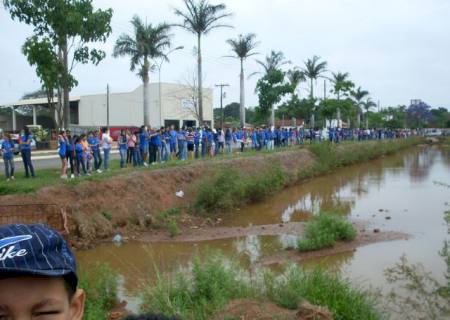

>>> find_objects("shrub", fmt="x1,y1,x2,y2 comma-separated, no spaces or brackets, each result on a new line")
141,254,384,320
168,219,181,238
298,213,357,252
79,263,118,320
101,209,112,221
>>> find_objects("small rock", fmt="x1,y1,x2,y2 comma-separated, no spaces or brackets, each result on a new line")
279,224,284,227
373,228,381,233
379,209,384,212
385,216,392,220
261,226,266,230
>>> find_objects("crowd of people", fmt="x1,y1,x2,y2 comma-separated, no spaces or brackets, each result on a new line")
1,124,418,181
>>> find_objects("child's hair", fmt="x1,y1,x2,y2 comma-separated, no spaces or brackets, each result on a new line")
121,314,180,320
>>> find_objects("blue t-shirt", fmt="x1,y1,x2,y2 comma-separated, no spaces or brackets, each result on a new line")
1,140,14,159
20,134,33,150
118,135,128,150
151,133,162,147
88,137,99,151
170,130,178,144
75,143,83,155
140,132,149,148
58,137,67,156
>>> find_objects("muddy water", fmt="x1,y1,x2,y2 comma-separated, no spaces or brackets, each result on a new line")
77,146,450,311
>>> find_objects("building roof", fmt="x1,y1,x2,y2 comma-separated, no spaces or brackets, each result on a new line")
3,96,80,107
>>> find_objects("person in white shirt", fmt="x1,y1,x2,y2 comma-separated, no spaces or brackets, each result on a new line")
101,127,112,171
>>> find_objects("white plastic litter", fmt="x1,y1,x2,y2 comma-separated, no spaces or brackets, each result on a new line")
175,190,185,198
112,234,123,244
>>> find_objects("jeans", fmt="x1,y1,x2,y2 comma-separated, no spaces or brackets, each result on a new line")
182,141,188,160
93,149,102,170
195,143,200,159
149,144,157,163
21,149,35,177
201,142,207,157
66,151,75,175
225,142,232,154
76,153,86,175
119,148,127,168
127,147,134,164
3,156,14,179
133,147,141,167
140,146,148,163
177,140,185,160
103,148,110,170
162,142,170,162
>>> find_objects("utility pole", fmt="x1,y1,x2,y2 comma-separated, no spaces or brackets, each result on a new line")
323,79,327,100
107,84,110,128
215,83,229,129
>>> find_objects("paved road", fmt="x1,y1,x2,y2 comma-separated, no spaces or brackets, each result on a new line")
0,152,120,173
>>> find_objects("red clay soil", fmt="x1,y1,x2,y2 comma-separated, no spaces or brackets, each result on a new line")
0,149,315,247
213,299,333,320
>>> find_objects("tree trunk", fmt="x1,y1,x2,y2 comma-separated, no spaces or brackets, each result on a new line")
197,34,203,125
357,109,361,128
143,60,150,126
310,78,315,128
240,58,245,128
347,117,351,129
337,107,341,127
270,105,275,128
61,37,70,129
365,111,369,129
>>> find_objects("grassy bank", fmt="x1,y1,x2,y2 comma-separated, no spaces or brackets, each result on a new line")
192,138,421,215
141,254,384,320
79,264,118,320
297,212,357,251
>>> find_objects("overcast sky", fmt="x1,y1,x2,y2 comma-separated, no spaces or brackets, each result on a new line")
1,0,449,110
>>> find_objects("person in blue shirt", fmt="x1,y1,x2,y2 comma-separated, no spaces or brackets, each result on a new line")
1,133,15,181
74,136,86,176
194,128,201,159
149,128,162,164
20,126,35,178
66,130,76,178
118,129,128,168
139,126,149,167
58,130,67,179
224,128,233,155
169,125,178,159
88,131,102,173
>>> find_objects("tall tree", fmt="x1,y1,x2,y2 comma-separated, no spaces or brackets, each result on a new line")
256,51,290,125
174,0,232,125
256,69,293,126
362,99,376,129
330,72,354,127
302,55,328,128
406,101,432,128
351,87,369,128
256,50,289,73
287,68,306,97
113,16,172,126
226,33,259,127
3,0,113,129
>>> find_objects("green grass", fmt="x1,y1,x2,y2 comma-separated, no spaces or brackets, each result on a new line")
192,164,287,214
297,212,357,252
140,254,385,320
79,263,118,320
167,219,181,238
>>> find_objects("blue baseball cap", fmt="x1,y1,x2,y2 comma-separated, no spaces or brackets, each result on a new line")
0,224,77,289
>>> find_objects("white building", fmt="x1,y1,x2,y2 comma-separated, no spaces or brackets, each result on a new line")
1,83,213,130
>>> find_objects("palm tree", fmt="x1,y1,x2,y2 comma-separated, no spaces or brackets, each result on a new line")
256,50,289,73
174,0,232,125
362,98,377,129
256,50,290,126
287,68,306,97
351,87,370,128
331,71,354,126
227,33,259,127
302,56,328,128
113,16,172,126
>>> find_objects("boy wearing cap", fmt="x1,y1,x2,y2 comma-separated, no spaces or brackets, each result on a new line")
0,224,85,319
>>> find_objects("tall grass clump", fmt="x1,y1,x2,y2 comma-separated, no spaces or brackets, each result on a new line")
79,263,118,320
309,138,421,174
141,254,251,320
264,266,385,320
298,213,357,252
192,164,287,214
141,253,384,320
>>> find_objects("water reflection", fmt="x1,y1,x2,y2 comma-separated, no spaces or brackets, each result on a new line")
235,235,262,263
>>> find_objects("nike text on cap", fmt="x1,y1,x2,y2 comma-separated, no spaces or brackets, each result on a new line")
0,224,77,290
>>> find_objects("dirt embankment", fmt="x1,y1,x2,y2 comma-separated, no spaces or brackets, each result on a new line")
0,149,315,247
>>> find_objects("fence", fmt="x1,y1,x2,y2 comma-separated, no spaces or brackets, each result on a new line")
0,204,69,242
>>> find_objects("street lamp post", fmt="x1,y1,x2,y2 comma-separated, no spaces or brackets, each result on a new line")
157,46,184,128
